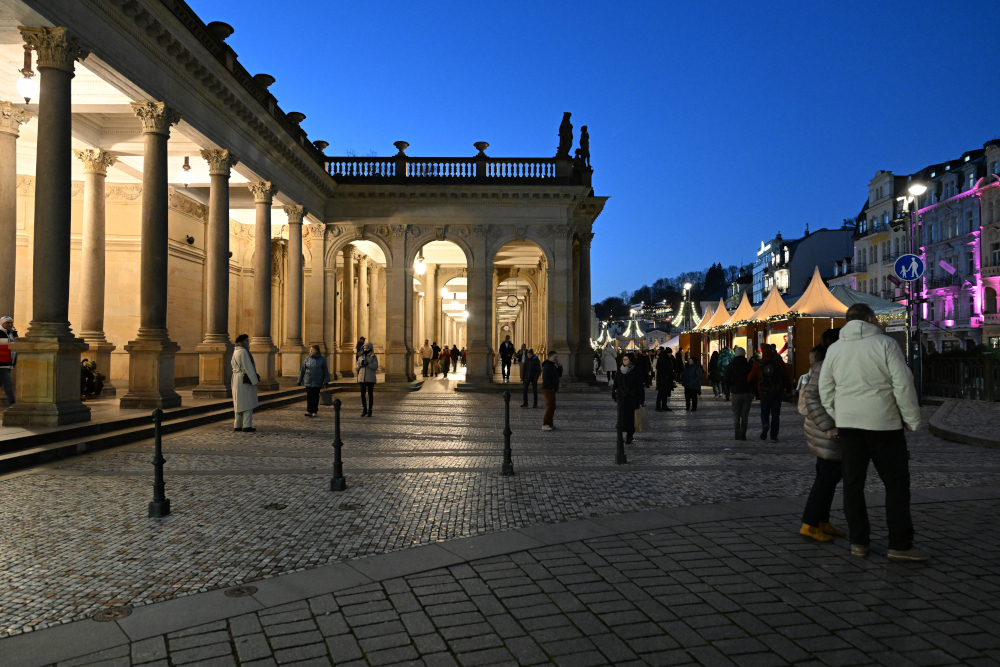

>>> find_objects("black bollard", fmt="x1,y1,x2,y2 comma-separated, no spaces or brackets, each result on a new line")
614,400,627,465
330,398,347,491
502,390,514,476
149,408,171,517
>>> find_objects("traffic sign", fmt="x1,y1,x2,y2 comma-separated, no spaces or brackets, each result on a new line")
894,254,924,281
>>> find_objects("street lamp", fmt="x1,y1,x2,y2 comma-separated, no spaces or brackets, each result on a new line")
906,180,926,401
414,252,426,275
16,45,37,104
181,156,191,187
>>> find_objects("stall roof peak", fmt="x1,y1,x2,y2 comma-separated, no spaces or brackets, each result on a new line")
789,267,848,317
724,293,756,326
751,286,789,321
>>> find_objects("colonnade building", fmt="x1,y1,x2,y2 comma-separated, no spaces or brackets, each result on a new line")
0,0,606,425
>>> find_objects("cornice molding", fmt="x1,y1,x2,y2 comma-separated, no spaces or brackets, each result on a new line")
168,187,208,221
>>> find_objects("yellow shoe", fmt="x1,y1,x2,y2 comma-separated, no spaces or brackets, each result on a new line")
799,523,832,542
819,522,846,537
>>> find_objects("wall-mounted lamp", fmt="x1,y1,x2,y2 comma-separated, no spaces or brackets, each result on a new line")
182,156,191,186
414,251,426,275
17,45,37,104
185,235,195,245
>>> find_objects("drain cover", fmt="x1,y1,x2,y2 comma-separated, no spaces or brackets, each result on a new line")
339,503,364,511
225,585,258,598
92,606,132,622
264,503,287,510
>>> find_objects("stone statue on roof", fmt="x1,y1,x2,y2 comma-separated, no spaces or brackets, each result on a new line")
579,125,590,167
556,112,573,158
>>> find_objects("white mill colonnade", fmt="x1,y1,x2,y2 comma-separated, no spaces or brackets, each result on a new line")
0,1,606,426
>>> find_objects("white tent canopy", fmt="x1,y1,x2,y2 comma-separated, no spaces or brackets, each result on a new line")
751,286,790,321
789,267,848,318
692,305,714,331
724,293,756,326
702,298,731,329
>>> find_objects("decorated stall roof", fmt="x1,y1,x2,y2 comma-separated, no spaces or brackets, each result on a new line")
620,315,644,340
829,285,905,316
594,322,611,347
702,299,731,329
750,285,790,321
723,292,756,326
664,335,680,350
691,305,714,331
788,267,848,317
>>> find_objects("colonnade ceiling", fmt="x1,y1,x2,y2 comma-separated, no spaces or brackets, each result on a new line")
441,277,468,321
494,240,544,267
496,277,531,322
418,241,468,266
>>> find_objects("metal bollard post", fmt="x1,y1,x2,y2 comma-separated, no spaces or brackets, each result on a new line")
149,408,171,517
330,398,347,491
614,400,627,465
502,390,514,476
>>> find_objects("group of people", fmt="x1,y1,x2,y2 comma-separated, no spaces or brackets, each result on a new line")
420,340,465,379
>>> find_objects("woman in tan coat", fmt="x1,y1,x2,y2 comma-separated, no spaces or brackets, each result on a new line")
797,327,845,542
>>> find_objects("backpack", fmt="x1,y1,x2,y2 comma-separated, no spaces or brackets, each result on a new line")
760,359,783,396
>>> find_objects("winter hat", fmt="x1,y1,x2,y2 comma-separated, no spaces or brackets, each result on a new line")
363,342,374,352
0,316,11,325
734,347,746,357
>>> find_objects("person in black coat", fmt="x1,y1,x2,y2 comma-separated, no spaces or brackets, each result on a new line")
725,347,754,440
612,353,646,443
681,355,704,412
521,349,542,408
673,348,684,381
655,347,675,411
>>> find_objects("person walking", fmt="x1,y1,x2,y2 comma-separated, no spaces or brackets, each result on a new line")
612,353,646,443
0,316,18,406
231,334,259,432
521,348,541,408
748,344,793,441
654,347,674,411
298,344,331,417
725,347,753,440
681,355,704,412
601,343,618,385
461,347,467,367
420,339,432,377
439,345,451,379
499,335,515,382
540,351,562,430
355,336,366,356
431,341,441,377
356,341,378,417
517,343,527,380
450,344,460,373
640,350,654,388
819,303,926,561
708,351,721,398
673,347,684,382
798,329,846,542
718,345,733,401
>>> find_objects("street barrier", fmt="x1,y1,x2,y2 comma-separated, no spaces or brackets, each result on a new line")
330,398,347,491
149,408,171,518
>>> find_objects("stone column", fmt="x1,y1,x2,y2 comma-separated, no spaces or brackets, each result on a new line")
0,101,32,320
120,101,182,409
465,227,493,383
193,149,238,398
358,255,369,343
280,205,306,376
383,226,410,381
548,228,576,380
576,232,596,382
3,28,90,426
369,264,380,352
248,181,280,390
75,148,117,396
338,244,356,377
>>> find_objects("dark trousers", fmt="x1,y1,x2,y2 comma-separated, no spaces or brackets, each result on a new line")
422,359,430,376
542,389,556,425
452,358,458,372
501,357,512,379
306,386,321,414
359,382,374,413
606,371,616,383
684,387,698,411
839,428,913,551
759,392,782,438
721,376,730,400
655,389,670,410
0,368,14,405
731,392,752,432
802,457,843,527
523,380,537,406
617,399,637,437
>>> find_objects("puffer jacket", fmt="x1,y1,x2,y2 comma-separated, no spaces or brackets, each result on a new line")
798,360,839,460
819,320,920,431
297,354,331,388
356,352,379,383
718,349,733,377
601,346,617,373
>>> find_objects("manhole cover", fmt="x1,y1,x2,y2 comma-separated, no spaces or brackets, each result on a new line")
339,503,364,511
264,503,287,510
92,606,132,622
225,585,258,598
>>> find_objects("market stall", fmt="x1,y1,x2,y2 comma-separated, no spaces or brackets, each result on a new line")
701,299,732,358
782,268,849,380
718,293,757,353
679,304,712,361
748,285,791,355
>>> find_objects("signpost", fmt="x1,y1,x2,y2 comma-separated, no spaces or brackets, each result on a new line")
893,254,925,379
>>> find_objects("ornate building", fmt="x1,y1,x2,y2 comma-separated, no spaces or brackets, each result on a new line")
0,1,606,425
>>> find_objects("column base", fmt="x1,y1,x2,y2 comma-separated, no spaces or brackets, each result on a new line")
280,341,307,378
192,339,235,399
81,337,117,398
464,347,494,384
2,322,92,427
120,332,182,410
249,338,279,391
338,345,356,379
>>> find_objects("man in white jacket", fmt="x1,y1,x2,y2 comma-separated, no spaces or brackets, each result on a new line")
819,303,925,561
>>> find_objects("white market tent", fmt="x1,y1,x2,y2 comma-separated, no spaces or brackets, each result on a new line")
829,285,905,316
750,285,790,321
691,305,714,331
789,267,848,317
702,298,732,329
723,292,756,325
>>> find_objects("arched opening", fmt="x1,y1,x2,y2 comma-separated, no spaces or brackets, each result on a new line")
411,240,468,379
334,240,386,378
985,287,998,315
492,240,547,379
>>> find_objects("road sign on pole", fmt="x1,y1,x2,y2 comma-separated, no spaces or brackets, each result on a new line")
894,254,925,282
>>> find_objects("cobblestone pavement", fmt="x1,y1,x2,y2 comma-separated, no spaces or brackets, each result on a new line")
939,400,1000,442
31,497,1000,667
1,386,999,646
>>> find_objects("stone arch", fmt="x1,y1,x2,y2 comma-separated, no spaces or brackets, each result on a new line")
324,227,394,269
405,229,474,269
486,227,556,268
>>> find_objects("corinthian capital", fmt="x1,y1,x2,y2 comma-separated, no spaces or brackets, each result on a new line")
130,102,181,137
248,181,278,204
19,26,89,73
0,101,32,138
283,204,305,224
73,148,116,175
200,149,238,176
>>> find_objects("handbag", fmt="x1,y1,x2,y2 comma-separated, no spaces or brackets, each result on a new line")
634,405,650,432
242,372,252,385
320,390,333,406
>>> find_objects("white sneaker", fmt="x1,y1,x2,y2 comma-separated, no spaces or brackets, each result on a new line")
542,425,553,431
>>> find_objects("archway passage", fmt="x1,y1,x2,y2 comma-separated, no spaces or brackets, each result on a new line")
493,241,547,381
411,241,468,380
334,240,387,378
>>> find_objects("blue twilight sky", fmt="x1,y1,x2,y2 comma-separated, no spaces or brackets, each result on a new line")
190,0,1000,301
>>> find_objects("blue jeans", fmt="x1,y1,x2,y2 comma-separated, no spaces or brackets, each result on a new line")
759,392,782,438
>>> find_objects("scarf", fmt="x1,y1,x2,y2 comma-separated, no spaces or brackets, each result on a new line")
619,363,633,375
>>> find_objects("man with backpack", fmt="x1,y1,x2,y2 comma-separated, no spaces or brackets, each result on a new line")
747,343,793,441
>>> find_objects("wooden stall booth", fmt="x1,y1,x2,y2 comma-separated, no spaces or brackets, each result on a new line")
678,303,712,363
778,268,848,381
748,286,791,356
717,293,756,353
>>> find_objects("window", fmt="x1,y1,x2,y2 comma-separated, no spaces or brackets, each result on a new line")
993,161,998,175
991,201,996,224
969,172,976,189
970,295,976,317
882,276,887,292
968,210,976,232
929,300,935,321
872,246,878,262
894,237,900,255
968,252,975,275
991,242,1000,266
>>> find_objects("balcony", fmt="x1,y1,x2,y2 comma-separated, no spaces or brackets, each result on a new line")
928,275,962,289
986,314,1000,325
881,252,903,266
859,222,891,239
983,265,1000,279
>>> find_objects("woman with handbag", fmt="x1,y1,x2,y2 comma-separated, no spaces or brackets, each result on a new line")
356,342,378,417
297,345,331,418
612,353,645,444
231,334,259,432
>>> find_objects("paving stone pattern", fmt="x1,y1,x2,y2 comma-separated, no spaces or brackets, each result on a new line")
2,390,1000,641
45,497,1000,667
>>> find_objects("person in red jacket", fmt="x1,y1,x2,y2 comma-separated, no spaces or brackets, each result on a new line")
747,344,794,441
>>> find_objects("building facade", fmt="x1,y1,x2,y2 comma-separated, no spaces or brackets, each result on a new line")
750,227,854,305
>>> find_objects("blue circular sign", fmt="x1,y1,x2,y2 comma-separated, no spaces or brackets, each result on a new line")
894,254,924,282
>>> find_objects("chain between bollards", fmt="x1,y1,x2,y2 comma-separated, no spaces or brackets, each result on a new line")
149,408,171,517
330,398,347,491
614,399,627,465
501,390,514,476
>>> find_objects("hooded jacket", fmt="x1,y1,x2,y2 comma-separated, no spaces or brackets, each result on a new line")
356,349,379,383
818,320,921,431
724,355,752,394
601,346,618,373
799,359,839,459
718,349,733,377
681,361,704,390
747,346,793,394
655,352,674,391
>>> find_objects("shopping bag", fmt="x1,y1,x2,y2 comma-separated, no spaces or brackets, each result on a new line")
320,390,334,406
635,406,650,433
